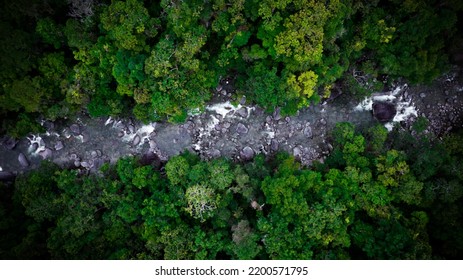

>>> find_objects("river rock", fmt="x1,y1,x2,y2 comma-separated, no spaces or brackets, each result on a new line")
74,160,81,167
236,107,248,118
236,123,248,134
239,96,246,105
240,146,255,160
117,130,125,137
3,137,17,150
131,135,140,146
38,148,53,160
81,132,90,143
273,107,281,121
70,124,80,135
80,161,89,168
128,124,135,134
91,150,98,158
303,124,313,138
373,102,397,122
293,147,302,158
18,153,29,167
93,158,105,170
0,171,15,181
270,139,279,151
54,141,64,151
209,148,221,158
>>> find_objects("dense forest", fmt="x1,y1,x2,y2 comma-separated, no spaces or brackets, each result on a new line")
1,0,463,259
1,123,463,259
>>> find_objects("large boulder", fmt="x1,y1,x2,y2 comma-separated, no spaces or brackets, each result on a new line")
240,146,255,160
3,137,17,150
38,148,53,160
236,123,249,134
70,124,80,135
373,102,397,122
18,153,29,167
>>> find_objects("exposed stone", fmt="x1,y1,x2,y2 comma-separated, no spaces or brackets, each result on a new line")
236,107,248,118
303,124,313,138
223,122,231,129
266,116,272,123
132,135,141,146
80,161,89,168
74,160,81,167
319,118,327,125
70,124,80,135
118,130,125,138
70,153,78,160
96,149,102,157
54,141,64,151
273,107,281,121
128,124,135,134
293,147,302,158
3,137,17,150
216,85,223,92
91,150,98,158
239,96,246,105
0,171,15,181
372,102,397,122
81,132,90,143
270,139,279,151
209,148,221,158
236,123,249,134
18,153,29,167
240,146,255,160
149,140,157,150
38,148,53,160
420,92,426,98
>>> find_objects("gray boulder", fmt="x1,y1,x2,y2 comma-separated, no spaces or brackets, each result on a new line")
236,107,248,118
236,123,249,134
70,124,80,135
38,148,53,160
132,135,141,146
270,139,279,151
54,141,64,151
240,146,255,160
303,124,313,138
18,153,29,167
373,102,397,122
3,137,17,150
